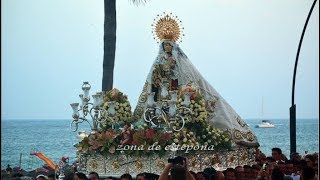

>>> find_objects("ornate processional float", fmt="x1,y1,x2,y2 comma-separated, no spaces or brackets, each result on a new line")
69,13,259,177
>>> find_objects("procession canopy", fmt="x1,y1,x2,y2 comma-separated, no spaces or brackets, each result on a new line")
133,13,259,147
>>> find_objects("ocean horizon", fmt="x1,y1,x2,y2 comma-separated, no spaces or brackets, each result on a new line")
1,118,318,170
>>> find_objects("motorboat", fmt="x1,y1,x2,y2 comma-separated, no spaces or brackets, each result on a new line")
255,120,275,128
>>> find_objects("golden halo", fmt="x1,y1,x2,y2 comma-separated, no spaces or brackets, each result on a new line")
151,12,184,43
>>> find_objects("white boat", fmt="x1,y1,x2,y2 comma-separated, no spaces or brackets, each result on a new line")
255,97,275,128
255,120,275,128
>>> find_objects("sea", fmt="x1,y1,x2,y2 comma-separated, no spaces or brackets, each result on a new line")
1,118,319,170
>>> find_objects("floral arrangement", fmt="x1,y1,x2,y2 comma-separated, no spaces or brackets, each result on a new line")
102,88,132,125
75,126,173,156
75,86,232,157
172,85,232,151
176,85,208,123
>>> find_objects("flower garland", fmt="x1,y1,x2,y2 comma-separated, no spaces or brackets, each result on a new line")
75,127,173,156
75,86,232,157
102,88,132,126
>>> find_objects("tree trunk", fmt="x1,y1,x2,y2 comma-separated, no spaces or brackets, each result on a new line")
102,0,116,91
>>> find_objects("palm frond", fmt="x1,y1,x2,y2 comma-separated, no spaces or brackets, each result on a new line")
129,0,151,5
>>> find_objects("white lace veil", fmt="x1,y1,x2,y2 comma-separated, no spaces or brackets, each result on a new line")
134,40,259,147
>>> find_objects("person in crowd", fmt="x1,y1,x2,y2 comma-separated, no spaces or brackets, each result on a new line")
158,157,195,180
290,152,302,162
74,172,88,180
265,157,276,165
277,161,286,174
6,164,12,174
195,172,206,180
242,165,251,180
284,160,295,175
271,167,284,180
136,173,146,180
88,171,99,180
301,166,317,180
215,171,225,180
47,174,55,180
203,167,216,180
224,168,236,180
189,171,197,180
305,154,315,168
144,172,159,180
12,172,23,180
234,165,245,180
64,172,75,180
120,173,132,180
272,147,286,162
251,164,261,179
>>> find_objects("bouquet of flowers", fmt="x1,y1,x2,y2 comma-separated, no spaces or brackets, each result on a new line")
102,88,132,126
176,85,208,123
197,121,231,148
75,129,120,155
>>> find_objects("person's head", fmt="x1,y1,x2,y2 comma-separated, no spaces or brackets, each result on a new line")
284,160,294,175
74,172,88,180
162,41,173,53
277,161,286,173
120,173,132,180
271,167,284,180
170,165,186,180
272,148,282,161
135,173,145,180
195,171,206,180
235,166,245,180
301,166,315,180
290,152,301,161
203,167,217,180
251,165,261,179
189,171,197,180
225,168,236,180
305,155,315,168
88,171,99,180
47,174,55,180
266,156,276,163
243,165,251,178
216,171,225,180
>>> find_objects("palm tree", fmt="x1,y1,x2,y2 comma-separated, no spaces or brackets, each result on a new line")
102,0,149,91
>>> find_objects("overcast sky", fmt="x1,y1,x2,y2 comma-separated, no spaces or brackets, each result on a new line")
2,0,319,120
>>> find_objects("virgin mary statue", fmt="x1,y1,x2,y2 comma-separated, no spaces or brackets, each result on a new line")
133,14,259,147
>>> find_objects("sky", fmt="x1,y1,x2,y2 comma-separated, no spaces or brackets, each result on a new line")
1,0,319,120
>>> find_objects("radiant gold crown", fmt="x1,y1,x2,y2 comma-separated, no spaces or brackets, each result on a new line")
152,12,184,43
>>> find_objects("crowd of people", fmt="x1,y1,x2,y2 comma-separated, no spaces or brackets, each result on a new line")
3,147,318,180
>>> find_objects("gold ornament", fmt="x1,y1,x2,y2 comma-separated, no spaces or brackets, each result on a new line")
88,160,98,169
135,159,143,170
152,12,184,43
111,161,120,170
156,160,165,170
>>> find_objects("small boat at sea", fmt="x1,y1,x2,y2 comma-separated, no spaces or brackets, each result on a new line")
255,97,275,128
255,120,275,128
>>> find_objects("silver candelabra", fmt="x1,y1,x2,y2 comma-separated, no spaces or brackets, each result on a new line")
143,80,193,132
70,82,116,133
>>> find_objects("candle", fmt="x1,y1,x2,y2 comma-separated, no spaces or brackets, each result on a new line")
168,100,177,117
183,92,191,106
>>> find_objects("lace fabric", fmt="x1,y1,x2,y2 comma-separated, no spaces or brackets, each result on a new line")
133,40,259,147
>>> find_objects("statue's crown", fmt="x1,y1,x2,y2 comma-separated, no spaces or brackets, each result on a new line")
152,12,184,43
